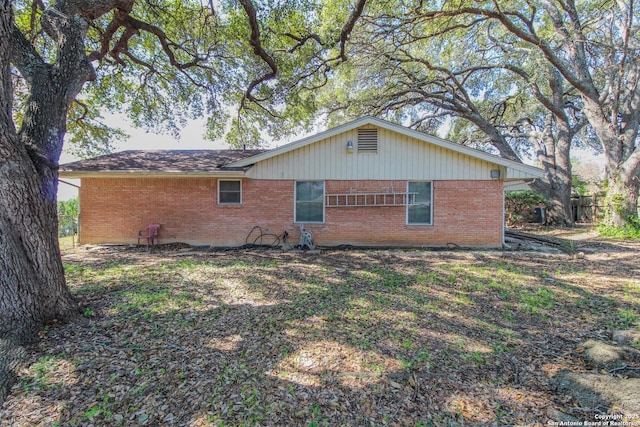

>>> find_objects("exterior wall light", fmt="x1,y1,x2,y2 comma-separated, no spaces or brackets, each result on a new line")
490,169,501,179
346,140,354,154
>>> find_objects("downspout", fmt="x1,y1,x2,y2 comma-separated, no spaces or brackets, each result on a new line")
502,185,509,249
58,179,80,188
499,167,509,249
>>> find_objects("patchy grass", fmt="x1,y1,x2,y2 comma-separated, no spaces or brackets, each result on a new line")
18,353,69,394
1,242,639,426
597,222,640,239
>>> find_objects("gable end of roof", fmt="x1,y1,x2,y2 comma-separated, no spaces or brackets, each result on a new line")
229,116,544,178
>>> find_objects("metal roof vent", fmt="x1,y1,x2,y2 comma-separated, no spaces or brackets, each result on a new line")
357,128,378,153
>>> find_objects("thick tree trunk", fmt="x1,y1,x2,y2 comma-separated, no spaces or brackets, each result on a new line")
533,128,574,226
475,116,574,224
1,2,81,341
0,131,78,340
511,103,575,225
597,124,640,227
0,123,79,342
1,0,129,403
604,170,640,226
0,45,79,412
581,94,640,227
531,178,573,225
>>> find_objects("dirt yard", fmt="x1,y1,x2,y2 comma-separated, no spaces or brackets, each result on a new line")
1,228,639,426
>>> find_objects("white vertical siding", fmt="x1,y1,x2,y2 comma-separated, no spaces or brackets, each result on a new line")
246,125,503,181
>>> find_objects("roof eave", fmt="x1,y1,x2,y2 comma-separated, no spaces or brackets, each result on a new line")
58,170,247,179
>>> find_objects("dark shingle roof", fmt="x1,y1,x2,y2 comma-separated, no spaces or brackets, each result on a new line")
60,150,266,174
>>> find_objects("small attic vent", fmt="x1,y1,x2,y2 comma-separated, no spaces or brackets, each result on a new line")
358,128,378,153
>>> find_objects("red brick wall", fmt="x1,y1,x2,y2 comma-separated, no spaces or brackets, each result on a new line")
78,178,503,247
317,180,503,247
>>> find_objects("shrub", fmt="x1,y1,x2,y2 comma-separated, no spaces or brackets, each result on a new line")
597,215,640,239
504,190,548,227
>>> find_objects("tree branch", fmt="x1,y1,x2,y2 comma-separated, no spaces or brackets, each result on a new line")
1,0,15,129
283,32,322,53
86,9,128,62
9,23,46,85
338,0,368,61
418,6,599,101
238,0,278,108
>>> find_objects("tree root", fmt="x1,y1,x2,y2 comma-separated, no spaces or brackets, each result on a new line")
0,335,26,405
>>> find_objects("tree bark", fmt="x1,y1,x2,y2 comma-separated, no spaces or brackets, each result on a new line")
0,136,78,339
0,0,73,405
471,110,575,225
0,2,92,341
531,177,573,226
540,1,640,228
420,1,639,227
583,94,640,226
529,111,575,225
604,168,640,226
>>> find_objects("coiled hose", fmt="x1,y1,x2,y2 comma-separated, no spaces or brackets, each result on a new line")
244,226,285,249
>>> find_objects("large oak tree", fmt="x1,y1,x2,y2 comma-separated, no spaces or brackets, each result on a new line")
314,5,591,224
411,0,640,226
2,0,231,343
0,0,369,403
284,0,637,226
0,0,367,345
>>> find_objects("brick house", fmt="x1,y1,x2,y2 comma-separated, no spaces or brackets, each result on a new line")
59,116,543,248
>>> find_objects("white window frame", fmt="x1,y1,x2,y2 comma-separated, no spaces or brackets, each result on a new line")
218,179,242,205
406,181,433,225
294,181,325,224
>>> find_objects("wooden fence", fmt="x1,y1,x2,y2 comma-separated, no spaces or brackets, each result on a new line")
571,193,640,223
571,194,605,223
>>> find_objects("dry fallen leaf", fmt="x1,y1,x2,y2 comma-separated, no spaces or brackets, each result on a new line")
2,234,639,426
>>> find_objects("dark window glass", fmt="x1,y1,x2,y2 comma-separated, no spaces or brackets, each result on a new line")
219,180,241,204
407,182,432,224
295,181,324,223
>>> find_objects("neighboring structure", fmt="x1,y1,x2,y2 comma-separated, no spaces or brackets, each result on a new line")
59,116,543,248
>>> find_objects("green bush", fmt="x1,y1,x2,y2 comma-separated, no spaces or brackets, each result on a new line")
504,191,548,226
597,215,640,239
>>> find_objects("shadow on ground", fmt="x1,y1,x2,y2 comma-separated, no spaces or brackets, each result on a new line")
1,240,639,425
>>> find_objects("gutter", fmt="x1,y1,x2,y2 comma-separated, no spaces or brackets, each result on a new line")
58,170,248,179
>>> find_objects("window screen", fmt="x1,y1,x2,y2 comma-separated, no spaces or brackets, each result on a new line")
295,181,324,223
218,180,241,204
407,181,432,224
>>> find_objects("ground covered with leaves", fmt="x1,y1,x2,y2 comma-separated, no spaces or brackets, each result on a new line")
1,232,639,426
